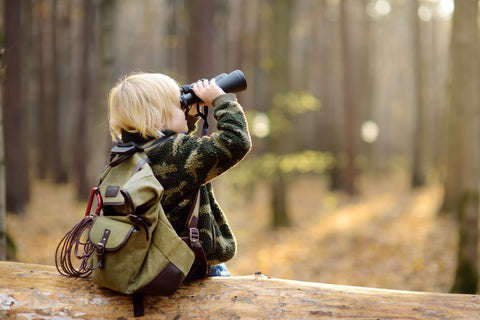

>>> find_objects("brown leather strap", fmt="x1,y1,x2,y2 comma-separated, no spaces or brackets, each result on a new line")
182,227,208,277
55,215,95,278
182,190,208,276
95,229,111,269
131,157,150,176
142,133,174,155
132,293,145,317
185,190,200,229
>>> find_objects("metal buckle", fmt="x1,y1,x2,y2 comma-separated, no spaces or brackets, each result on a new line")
189,228,200,243
96,242,105,254
95,229,110,270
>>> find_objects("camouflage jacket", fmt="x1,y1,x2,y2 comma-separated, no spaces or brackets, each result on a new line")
121,93,251,266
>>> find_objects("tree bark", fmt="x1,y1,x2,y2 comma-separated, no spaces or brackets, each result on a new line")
411,0,427,188
185,0,215,80
185,0,216,135
446,0,479,294
321,1,343,191
50,0,71,183
55,0,76,183
2,0,29,213
340,0,357,195
0,64,5,260
269,0,292,228
1,262,479,319
74,0,95,200
34,0,49,181
90,0,116,175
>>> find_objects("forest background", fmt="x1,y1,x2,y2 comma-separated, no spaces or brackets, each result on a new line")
1,0,480,295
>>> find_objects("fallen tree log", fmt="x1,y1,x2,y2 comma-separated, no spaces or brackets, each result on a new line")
0,261,479,319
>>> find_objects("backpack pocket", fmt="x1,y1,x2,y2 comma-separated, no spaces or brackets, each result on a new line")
88,215,149,293
89,215,138,252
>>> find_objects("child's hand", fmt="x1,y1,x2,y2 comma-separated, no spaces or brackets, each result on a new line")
192,78,225,107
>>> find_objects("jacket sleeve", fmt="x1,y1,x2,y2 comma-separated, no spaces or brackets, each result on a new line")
180,93,251,185
149,93,251,195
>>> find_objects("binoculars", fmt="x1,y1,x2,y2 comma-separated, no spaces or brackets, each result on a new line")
180,70,247,109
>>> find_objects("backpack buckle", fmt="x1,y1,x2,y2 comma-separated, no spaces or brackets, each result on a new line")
95,229,110,269
189,228,200,243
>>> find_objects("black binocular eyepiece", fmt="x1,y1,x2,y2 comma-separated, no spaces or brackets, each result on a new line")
180,70,247,109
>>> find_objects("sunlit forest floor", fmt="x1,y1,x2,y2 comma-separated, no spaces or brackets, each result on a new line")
7,171,457,293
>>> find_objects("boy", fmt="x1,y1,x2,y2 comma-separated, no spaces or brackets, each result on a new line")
108,72,251,278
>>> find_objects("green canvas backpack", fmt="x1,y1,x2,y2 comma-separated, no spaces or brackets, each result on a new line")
56,137,207,317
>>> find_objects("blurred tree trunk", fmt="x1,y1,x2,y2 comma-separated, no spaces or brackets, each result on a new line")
441,20,462,213
340,0,357,195
57,0,74,182
428,12,441,171
270,0,292,228
411,0,427,187
446,0,479,294
290,0,323,151
50,0,69,183
34,1,49,180
185,0,214,79
320,2,343,191
352,0,372,173
185,0,215,135
307,0,328,151
2,0,29,213
48,0,71,183
166,0,187,78
90,0,116,176
361,4,377,174
21,0,34,178
74,0,95,200
0,64,5,260
38,0,56,181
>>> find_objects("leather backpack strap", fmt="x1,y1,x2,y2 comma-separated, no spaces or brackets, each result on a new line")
132,293,144,317
142,132,175,154
185,189,201,229
182,190,208,277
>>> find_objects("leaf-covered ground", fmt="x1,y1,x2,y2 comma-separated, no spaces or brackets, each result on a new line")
7,172,457,293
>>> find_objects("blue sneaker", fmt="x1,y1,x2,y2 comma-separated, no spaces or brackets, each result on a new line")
209,263,231,276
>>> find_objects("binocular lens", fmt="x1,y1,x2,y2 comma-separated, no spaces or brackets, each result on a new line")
180,70,247,108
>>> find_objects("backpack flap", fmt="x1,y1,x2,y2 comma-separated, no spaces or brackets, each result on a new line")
121,161,163,213
89,216,138,250
100,153,162,215
88,215,138,269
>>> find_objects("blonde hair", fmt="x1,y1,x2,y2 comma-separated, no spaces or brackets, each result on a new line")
108,72,181,142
